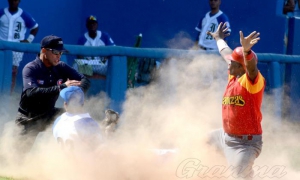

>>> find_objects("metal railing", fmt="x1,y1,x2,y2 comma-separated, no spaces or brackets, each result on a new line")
1,41,300,120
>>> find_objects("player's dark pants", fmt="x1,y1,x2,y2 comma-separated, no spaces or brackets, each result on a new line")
14,107,64,154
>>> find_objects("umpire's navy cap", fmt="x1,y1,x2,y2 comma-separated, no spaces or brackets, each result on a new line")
60,86,84,106
41,35,68,52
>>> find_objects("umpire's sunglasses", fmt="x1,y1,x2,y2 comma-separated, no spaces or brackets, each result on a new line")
46,48,63,55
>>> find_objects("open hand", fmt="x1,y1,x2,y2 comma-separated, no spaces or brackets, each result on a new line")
239,31,260,52
207,22,230,41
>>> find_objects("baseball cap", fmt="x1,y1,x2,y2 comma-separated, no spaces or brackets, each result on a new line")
60,86,84,106
40,35,68,52
86,15,98,24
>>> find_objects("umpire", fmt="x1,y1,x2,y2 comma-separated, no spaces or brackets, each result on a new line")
15,35,90,153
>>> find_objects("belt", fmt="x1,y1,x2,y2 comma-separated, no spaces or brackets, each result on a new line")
227,133,253,140
199,46,215,50
18,108,39,118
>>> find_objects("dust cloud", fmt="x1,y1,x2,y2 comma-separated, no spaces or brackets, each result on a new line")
0,52,299,180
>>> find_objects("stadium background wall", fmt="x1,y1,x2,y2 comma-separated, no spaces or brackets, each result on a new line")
0,0,293,53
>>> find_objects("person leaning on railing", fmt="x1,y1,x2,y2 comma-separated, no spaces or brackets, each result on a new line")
0,0,39,95
193,0,231,51
74,15,116,78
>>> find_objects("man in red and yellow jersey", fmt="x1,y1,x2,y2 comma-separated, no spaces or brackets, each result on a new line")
222,46,265,135
207,22,265,180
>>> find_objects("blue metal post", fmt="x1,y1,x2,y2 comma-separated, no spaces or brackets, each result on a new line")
106,56,127,113
2,50,12,94
287,17,300,55
269,61,283,128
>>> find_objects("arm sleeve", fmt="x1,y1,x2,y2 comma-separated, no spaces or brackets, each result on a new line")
195,17,204,32
22,65,60,97
217,14,231,32
79,77,91,93
23,62,90,97
21,11,38,30
25,86,60,98
103,32,115,46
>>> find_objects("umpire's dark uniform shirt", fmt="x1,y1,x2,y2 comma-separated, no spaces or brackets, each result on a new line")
18,57,90,117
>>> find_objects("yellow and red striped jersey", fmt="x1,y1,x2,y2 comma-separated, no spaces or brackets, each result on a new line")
222,72,266,135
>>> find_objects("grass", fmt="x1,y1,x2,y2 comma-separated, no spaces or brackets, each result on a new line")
0,177,14,180
0,177,28,180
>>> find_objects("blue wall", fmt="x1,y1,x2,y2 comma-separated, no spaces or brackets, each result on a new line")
0,0,288,53
0,0,84,45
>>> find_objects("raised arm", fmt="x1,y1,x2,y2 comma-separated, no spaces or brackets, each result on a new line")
207,22,232,65
239,31,260,81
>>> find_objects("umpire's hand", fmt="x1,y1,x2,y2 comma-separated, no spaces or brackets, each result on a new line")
64,79,81,87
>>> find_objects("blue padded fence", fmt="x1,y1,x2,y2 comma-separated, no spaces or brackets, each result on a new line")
1,41,300,121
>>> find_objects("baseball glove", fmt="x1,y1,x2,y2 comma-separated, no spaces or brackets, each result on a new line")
102,109,119,126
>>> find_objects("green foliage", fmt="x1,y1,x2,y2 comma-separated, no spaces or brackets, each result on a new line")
0,176,28,180
0,177,15,180
127,34,142,88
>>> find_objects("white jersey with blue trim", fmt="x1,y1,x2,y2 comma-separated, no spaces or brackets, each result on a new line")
195,10,231,50
0,7,38,42
78,30,115,47
53,112,103,150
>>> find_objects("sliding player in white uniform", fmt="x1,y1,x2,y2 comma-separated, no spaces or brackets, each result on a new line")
194,0,230,51
53,86,103,152
0,0,39,94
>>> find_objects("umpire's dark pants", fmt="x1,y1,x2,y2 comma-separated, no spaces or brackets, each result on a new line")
14,108,64,155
